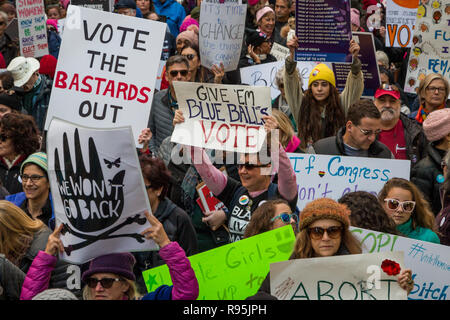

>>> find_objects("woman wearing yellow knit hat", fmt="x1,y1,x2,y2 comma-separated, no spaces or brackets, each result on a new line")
283,35,364,150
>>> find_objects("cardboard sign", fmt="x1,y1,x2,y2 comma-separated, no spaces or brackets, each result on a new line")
47,118,158,264
288,153,411,210
16,0,49,57
295,0,352,62
404,0,450,93
333,32,381,98
44,6,166,147
239,60,319,100
171,82,271,153
71,0,111,11
142,225,296,300
351,227,450,300
199,2,246,72
270,252,407,300
385,0,419,48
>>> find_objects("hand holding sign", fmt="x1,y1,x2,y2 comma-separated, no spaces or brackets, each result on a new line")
349,39,360,58
141,211,171,249
45,224,65,256
202,210,227,231
397,268,414,294
287,34,299,60
173,109,185,126
262,115,279,133
138,128,152,153
211,63,225,84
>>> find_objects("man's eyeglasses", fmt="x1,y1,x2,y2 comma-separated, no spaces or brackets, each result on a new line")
271,212,297,224
169,69,189,77
86,277,122,289
357,126,382,136
0,133,9,142
182,54,196,61
20,174,46,183
384,198,415,213
426,86,446,93
237,163,270,171
308,226,343,240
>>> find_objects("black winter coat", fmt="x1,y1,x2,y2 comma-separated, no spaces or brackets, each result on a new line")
411,143,447,216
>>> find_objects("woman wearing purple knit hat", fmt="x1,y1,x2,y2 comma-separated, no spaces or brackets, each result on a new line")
412,108,450,216
20,211,199,300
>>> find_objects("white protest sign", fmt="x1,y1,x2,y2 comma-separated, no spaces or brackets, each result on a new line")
16,0,49,57
270,252,407,300
171,81,271,153
385,0,418,48
404,0,450,93
44,6,166,146
351,227,450,300
270,42,290,62
47,118,158,264
240,60,322,100
199,2,246,72
288,153,411,210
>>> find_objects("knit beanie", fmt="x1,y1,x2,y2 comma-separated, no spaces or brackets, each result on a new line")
32,289,78,300
180,17,199,33
299,198,351,231
190,6,200,20
422,108,450,142
81,252,136,282
246,30,269,47
256,6,274,23
308,63,336,88
39,54,58,79
350,8,360,27
20,152,48,175
176,29,199,48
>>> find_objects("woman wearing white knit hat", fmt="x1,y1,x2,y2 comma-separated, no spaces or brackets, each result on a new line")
411,108,450,216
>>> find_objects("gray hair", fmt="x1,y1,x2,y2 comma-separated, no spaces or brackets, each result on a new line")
0,11,8,23
375,51,389,69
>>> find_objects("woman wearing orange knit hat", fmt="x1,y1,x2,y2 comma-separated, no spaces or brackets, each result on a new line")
283,35,364,150
247,198,414,299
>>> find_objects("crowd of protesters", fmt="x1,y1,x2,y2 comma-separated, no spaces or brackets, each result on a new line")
0,0,448,301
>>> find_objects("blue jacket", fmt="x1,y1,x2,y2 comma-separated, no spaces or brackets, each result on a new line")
6,192,55,230
153,0,186,37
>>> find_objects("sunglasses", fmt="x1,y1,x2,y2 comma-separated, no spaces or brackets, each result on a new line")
0,21,5,26
357,126,382,136
308,226,343,240
384,198,415,213
182,54,196,61
237,163,270,171
271,212,297,224
169,69,188,77
86,277,122,289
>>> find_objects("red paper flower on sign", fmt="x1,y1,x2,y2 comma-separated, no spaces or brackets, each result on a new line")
381,259,401,276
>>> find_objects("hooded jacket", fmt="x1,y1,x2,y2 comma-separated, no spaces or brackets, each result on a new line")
0,254,25,300
0,155,26,195
436,189,450,246
153,0,186,37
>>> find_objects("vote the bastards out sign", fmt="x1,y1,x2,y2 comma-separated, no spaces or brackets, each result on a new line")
44,5,165,146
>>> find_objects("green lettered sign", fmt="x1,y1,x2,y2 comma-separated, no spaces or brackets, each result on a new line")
142,225,296,300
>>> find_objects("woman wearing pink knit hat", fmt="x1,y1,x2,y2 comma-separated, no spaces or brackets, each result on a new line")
412,108,450,216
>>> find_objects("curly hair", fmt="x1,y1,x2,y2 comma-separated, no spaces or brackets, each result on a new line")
378,178,438,233
243,199,292,238
0,113,40,158
338,191,400,235
139,153,171,201
297,87,345,149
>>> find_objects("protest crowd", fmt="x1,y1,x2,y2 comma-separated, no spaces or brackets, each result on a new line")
0,0,450,302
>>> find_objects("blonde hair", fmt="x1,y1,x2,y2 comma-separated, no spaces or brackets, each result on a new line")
0,200,45,265
272,109,295,148
418,73,450,106
82,277,138,300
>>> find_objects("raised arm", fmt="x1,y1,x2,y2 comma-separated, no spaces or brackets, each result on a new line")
340,39,364,116
283,35,303,127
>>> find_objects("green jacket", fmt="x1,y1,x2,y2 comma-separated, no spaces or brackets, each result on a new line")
396,218,440,244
